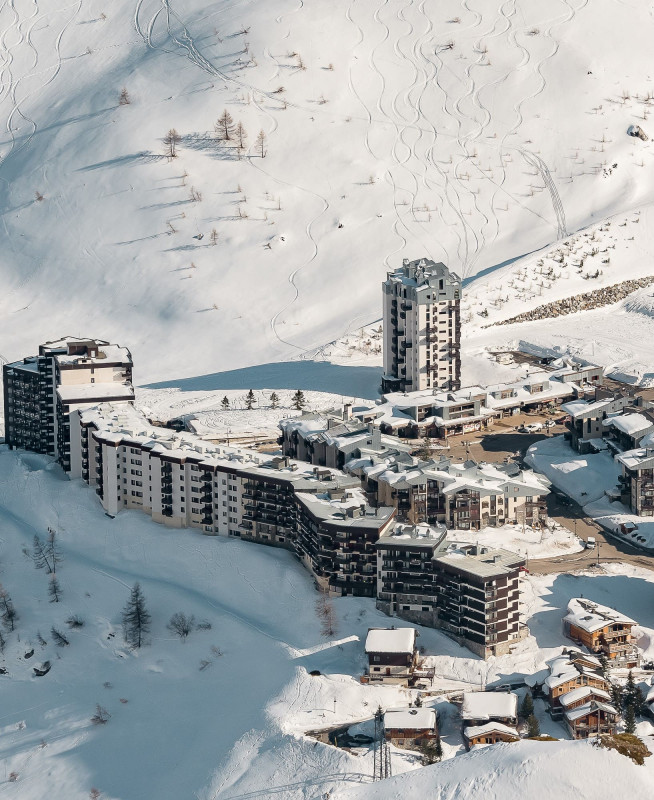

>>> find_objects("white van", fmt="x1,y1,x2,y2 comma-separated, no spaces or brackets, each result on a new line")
586,537,596,549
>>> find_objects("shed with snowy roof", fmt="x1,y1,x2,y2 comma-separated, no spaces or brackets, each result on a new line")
383,707,438,748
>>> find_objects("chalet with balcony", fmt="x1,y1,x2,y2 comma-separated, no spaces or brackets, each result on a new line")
563,598,640,667
543,653,610,713
364,627,418,685
383,707,438,749
564,700,619,739
562,392,634,453
460,691,519,749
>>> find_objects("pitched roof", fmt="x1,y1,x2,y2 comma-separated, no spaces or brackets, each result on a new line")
464,722,519,739
461,692,517,721
564,598,636,634
565,701,617,722
559,686,611,708
365,627,416,654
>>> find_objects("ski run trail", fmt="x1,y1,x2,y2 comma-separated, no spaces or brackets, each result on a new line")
0,0,652,391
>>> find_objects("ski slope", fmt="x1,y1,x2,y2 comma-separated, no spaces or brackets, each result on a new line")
0,0,654,389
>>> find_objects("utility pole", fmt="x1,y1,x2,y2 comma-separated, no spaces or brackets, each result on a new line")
373,706,391,781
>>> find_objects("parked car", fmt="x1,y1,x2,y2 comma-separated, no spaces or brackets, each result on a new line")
544,420,556,428
585,537,597,549
523,423,543,433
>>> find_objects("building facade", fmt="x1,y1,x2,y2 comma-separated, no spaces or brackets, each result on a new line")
70,403,396,598
616,447,654,517
375,526,527,658
3,337,133,470
382,258,461,394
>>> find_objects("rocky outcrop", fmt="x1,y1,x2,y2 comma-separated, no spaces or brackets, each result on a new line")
487,276,654,327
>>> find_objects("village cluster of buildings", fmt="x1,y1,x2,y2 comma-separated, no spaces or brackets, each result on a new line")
2,259,650,754
0,260,647,667
364,596,642,750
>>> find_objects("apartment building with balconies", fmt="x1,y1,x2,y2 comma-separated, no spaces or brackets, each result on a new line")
616,446,654,517
3,337,133,471
375,524,526,658
354,456,550,530
382,258,461,394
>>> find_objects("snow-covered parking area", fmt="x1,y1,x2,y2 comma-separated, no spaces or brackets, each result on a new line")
526,436,654,551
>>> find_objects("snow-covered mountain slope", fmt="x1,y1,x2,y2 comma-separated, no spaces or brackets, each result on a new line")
334,738,654,800
1,0,654,386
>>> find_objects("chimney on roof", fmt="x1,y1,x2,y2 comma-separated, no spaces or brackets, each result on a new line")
343,403,352,420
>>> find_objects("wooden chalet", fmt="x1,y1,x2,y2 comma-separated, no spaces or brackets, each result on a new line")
559,685,612,714
543,655,609,711
383,707,438,749
564,700,619,739
563,598,640,667
464,721,519,748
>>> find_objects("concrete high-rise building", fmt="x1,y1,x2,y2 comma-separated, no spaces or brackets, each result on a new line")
382,258,461,394
2,337,133,471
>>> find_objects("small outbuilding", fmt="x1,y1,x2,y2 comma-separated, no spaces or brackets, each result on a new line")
364,627,418,685
383,707,438,749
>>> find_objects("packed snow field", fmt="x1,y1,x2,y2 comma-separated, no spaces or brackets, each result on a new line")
4,0,654,797
1,0,654,389
527,435,654,550
1,447,654,799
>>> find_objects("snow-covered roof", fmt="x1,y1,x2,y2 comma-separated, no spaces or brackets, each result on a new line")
605,413,653,435
461,692,517,721
564,597,636,633
543,669,581,690
365,628,416,654
384,707,436,730
463,722,519,739
616,446,654,470
559,686,610,708
565,701,617,722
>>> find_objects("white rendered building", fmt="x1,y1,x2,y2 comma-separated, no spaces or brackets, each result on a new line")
3,337,133,470
382,258,461,394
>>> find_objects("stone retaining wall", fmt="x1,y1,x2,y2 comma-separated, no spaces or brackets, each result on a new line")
487,276,654,327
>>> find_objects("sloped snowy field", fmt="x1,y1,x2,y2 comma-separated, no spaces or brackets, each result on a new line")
1,446,654,798
1,0,654,388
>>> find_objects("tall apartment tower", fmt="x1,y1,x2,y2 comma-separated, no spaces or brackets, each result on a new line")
2,337,134,471
382,258,462,394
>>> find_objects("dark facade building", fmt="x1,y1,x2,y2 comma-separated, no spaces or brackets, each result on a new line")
376,525,526,658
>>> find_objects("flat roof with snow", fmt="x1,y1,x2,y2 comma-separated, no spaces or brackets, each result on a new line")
461,692,517,721
365,628,416,654
384,708,436,730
